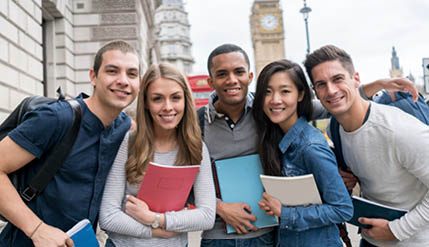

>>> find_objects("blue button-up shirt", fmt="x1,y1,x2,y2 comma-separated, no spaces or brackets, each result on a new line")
0,94,130,246
278,117,353,247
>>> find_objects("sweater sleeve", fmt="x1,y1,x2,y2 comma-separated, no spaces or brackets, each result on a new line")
99,132,153,238
164,143,216,232
388,122,429,241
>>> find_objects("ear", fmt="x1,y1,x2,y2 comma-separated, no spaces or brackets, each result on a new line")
207,76,215,90
89,69,97,87
311,86,320,100
353,72,360,88
137,76,143,92
298,90,305,102
248,71,254,82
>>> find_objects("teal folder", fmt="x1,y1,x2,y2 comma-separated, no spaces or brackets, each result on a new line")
348,196,408,229
214,154,279,234
66,219,99,247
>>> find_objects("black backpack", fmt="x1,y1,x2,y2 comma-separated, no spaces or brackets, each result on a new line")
0,89,82,221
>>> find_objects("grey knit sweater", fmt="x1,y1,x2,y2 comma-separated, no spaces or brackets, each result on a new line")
99,132,216,247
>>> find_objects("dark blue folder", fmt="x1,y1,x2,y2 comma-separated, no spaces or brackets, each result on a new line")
348,196,407,229
214,154,279,234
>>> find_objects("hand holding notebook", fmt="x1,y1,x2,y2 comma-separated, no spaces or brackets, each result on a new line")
213,154,278,234
348,196,407,229
137,162,200,213
66,219,99,247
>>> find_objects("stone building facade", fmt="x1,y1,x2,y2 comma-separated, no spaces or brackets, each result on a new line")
0,0,162,123
154,0,194,75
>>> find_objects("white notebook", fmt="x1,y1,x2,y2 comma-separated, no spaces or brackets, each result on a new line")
260,174,322,206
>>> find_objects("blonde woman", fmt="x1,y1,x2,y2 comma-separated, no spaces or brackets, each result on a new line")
99,63,216,247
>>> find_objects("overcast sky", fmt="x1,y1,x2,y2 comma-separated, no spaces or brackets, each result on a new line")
185,0,429,91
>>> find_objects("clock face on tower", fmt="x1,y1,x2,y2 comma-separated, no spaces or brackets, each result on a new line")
260,14,278,31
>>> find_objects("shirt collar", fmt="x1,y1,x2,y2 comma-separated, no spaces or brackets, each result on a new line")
278,116,308,153
206,91,254,124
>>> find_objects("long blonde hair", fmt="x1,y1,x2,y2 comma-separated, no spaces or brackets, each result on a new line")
126,63,202,184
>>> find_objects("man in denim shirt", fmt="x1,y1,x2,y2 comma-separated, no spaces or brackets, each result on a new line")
0,40,141,247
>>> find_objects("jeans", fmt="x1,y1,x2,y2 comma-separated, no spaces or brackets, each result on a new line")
200,231,274,247
105,238,116,247
360,238,378,247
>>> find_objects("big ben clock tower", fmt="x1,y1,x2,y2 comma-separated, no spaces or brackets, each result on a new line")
250,0,285,76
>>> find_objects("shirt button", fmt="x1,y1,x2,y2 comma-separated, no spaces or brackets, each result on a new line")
230,124,235,128
225,117,229,120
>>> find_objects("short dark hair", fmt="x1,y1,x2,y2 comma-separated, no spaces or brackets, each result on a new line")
304,45,355,84
93,40,140,77
253,59,313,176
207,44,250,76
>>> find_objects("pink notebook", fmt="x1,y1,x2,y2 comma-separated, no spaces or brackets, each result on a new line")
137,162,200,213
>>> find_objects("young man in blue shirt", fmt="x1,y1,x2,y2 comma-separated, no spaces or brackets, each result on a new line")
0,40,141,247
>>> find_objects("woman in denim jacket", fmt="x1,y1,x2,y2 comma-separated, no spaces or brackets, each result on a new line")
252,59,353,247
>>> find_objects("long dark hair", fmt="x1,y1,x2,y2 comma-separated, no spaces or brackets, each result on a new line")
253,59,313,176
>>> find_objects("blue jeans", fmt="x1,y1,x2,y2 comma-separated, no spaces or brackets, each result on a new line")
360,239,378,247
200,231,274,247
105,238,116,247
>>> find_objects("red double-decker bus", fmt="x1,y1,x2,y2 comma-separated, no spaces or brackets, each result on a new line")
187,75,213,109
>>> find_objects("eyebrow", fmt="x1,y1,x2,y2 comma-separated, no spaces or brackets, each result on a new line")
151,90,183,96
268,84,293,89
104,64,139,71
215,66,246,73
104,64,119,70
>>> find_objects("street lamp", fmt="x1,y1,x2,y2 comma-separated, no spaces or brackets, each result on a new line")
300,0,312,55
300,0,316,126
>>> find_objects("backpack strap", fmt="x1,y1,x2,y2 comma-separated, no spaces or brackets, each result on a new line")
329,117,348,171
197,106,206,138
21,100,82,202
330,118,353,246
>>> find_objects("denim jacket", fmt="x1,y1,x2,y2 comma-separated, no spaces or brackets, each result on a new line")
277,117,353,247
373,90,429,125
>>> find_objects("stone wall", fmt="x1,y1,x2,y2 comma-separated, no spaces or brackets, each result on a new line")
0,0,161,123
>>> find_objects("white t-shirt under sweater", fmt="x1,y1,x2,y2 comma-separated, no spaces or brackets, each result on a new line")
99,132,216,247
340,102,429,247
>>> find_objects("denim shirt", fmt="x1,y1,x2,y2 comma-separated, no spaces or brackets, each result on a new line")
373,90,429,125
0,94,130,247
278,117,353,247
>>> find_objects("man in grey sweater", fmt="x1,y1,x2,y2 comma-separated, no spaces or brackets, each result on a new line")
304,44,429,247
